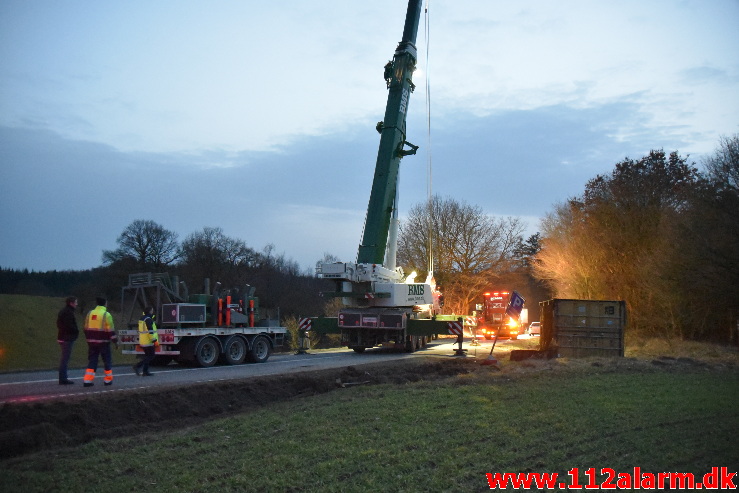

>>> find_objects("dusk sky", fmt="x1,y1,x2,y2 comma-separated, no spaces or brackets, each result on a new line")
1,0,737,273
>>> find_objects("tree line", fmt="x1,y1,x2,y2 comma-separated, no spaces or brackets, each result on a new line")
533,136,738,342
3,135,736,343
0,224,330,319
397,135,738,343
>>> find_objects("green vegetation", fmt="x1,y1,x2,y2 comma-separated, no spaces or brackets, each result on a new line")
1,294,738,491
535,141,739,342
0,294,136,372
1,358,737,492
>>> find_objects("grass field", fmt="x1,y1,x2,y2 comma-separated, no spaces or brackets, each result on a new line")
0,294,137,372
1,294,738,492
1,357,738,491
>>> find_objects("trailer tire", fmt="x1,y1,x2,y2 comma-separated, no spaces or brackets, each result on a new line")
194,337,220,367
405,335,417,353
247,335,271,363
221,335,247,365
351,347,366,353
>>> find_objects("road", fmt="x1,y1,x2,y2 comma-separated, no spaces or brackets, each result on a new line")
0,336,531,404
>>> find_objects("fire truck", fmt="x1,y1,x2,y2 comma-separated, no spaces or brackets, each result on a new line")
117,273,287,367
476,290,524,340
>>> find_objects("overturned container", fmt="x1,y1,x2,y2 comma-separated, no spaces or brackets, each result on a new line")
540,299,626,358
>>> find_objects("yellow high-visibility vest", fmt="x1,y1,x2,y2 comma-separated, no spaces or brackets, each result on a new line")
84,305,116,343
137,315,159,347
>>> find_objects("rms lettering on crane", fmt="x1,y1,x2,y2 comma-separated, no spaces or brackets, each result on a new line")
399,88,409,114
408,284,425,296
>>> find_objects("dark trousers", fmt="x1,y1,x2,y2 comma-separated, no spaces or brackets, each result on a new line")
87,342,112,371
58,340,75,382
134,346,156,374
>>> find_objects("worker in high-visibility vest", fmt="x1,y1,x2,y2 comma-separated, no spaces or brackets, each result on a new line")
82,297,117,387
133,306,158,377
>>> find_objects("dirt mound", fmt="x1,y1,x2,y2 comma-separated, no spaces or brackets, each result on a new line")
0,358,477,460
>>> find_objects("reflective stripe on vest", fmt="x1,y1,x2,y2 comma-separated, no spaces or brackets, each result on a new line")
138,316,158,346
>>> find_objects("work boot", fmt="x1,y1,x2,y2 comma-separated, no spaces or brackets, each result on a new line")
133,365,141,376
59,380,75,385
142,372,154,376
83,382,94,387
104,381,113,386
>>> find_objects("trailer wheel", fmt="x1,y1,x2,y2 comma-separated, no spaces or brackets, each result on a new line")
221,335,247,365
247,335,271,363
351,347,366,353
405,335,417,353
194,337,220,367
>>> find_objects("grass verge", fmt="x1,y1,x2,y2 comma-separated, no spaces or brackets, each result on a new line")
1,358,737,492
0,294,137,372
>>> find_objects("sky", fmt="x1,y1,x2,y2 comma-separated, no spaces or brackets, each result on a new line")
1,0,738,274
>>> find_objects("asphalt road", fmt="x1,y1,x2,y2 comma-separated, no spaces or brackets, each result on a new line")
0,336,529,404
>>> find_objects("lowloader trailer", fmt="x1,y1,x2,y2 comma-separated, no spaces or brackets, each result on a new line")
118,273,287,367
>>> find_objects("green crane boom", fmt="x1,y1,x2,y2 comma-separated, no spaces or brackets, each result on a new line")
312,1,452,353
356,0,423,265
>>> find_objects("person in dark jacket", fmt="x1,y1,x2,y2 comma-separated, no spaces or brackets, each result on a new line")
56,296,79,385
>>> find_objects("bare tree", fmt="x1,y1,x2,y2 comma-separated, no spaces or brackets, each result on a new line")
703,134,739,192
102,219,179,270
398,195,525,314
670,134,739,341
536,200,610,299
256,244,301,276
179,227,256,288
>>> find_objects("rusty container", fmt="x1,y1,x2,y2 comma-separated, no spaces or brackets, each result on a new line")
539,299,626,358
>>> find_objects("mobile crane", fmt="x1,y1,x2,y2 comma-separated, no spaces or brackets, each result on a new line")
312,0,459,352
